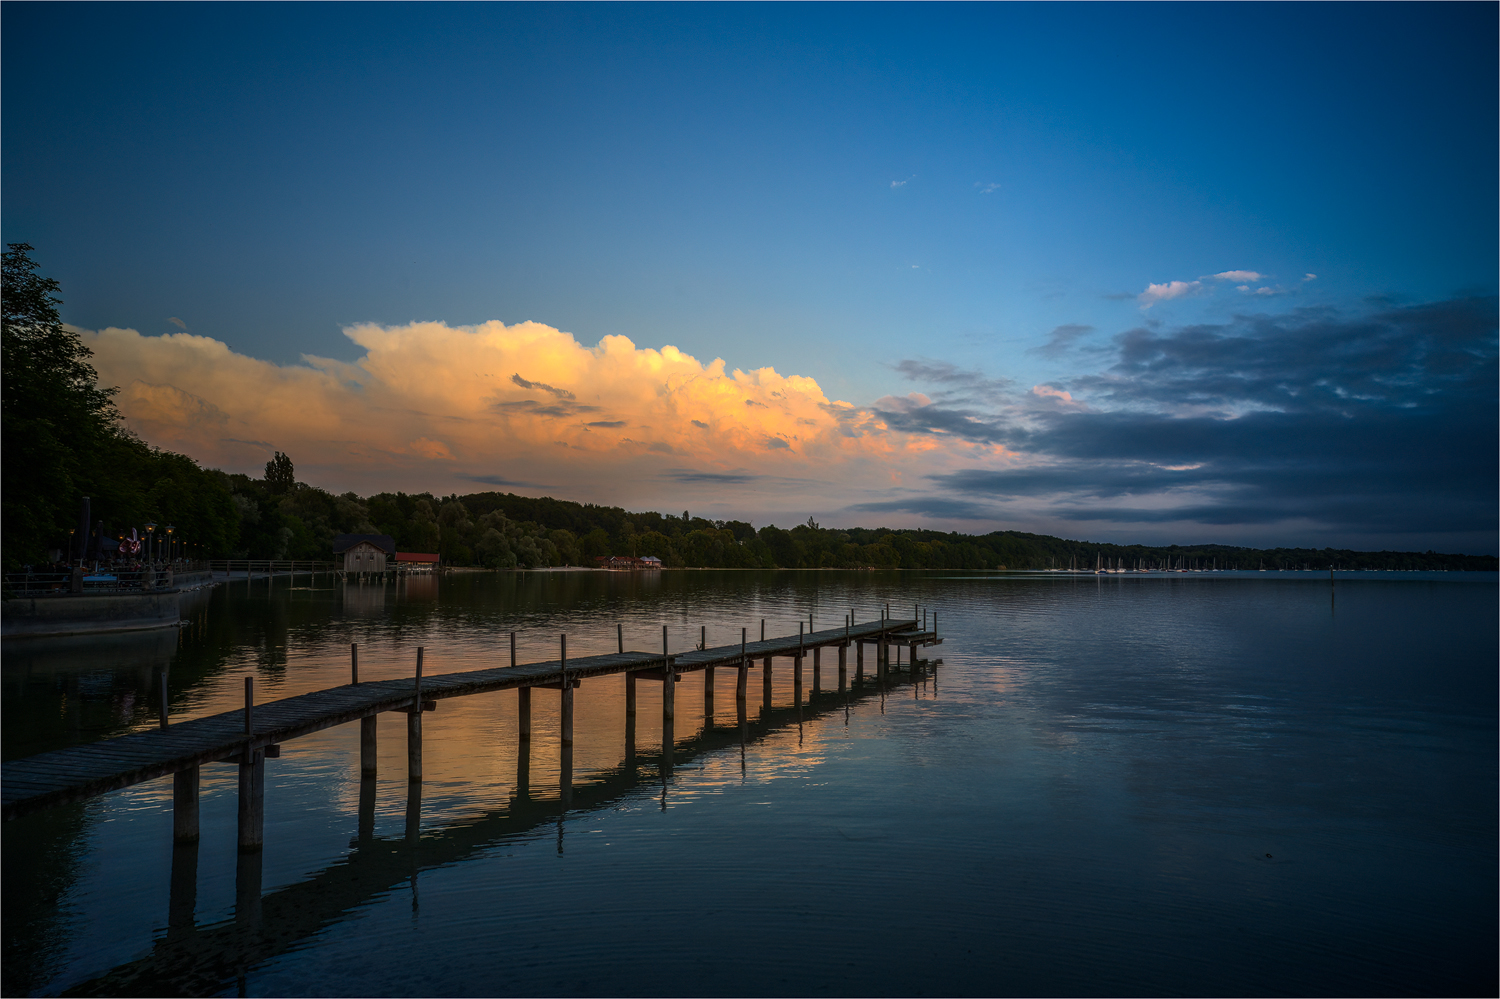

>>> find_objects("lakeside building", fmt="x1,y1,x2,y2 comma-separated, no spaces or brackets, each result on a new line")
593,555,663,570
332,534,396,574
395,552,439,573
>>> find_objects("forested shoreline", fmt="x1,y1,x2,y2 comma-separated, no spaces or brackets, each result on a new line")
3,243,1494,573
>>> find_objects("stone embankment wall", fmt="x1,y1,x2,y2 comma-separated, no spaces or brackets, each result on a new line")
2,571,213,638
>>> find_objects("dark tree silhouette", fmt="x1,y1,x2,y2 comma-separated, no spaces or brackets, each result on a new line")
265,452,295,494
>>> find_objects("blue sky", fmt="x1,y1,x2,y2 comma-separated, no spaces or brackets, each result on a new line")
5,3,1496,552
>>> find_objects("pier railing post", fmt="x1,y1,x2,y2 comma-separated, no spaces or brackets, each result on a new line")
795,622,804,704
704,624,715,724
617,623,624,654
408,648,423,782
238,676,264,852
737,627,748,705
351,643,358,685
838,641,847,692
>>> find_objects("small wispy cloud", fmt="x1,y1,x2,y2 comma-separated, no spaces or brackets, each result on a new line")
975,181,1001,194
1303,273,1318,282
512,373,575,400
1029,323,1094,359
1138,280,1202,308
890,178,910,189
167,317,187,330
663,468,758,485
1207,270,1265,283
585,420,625,428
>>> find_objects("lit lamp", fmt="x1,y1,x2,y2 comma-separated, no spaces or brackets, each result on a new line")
166,524,175,563
145,522,157,562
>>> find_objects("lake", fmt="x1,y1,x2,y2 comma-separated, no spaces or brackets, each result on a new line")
3,570,1496,997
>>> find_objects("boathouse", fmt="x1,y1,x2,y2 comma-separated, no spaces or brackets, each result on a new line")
333,534,396,574
593,555,663,570
396,552,439,573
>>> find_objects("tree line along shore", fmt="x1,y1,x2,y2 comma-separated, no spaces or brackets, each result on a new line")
4,242,1494,574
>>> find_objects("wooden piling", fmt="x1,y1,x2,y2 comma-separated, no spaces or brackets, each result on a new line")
518,686,532,743
838,642,847,692
351,642,358,685
813,646,821,692
234,847,262,928
617,623,624,654
661,625,674,769
360,715,377,777
762,655,773,710
624,668,636,758
510,631,516,668
408,648,423,782
237,748,264,852
168,838,198,939
736,627,748,704
560,635,573,800
405,781,422,844
159,672,169,730
173,766,200,843
357,776,376,843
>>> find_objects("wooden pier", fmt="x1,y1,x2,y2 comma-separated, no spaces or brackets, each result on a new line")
52,650,943,998
3,613,942,827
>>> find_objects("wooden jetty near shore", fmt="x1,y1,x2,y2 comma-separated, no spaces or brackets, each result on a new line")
3,611,943,832
52,646,943,998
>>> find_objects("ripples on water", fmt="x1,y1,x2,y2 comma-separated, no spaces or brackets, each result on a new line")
4,571,1495,996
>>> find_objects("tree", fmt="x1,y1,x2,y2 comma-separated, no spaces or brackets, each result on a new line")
2,243,121,566
264,451,295,494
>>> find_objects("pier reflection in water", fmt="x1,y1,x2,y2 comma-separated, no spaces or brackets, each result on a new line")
3,571,1496,997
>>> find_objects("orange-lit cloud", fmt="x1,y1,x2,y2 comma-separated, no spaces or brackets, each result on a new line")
81,320,1012,518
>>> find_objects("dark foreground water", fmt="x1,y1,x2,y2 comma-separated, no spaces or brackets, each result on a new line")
4,570,1496,997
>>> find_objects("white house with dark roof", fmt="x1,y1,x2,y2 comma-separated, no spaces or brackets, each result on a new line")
333,534,396,574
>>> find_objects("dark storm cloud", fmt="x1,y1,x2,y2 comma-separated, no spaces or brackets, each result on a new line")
846,496,1001,520
460,474,541,488
899,297,1498,543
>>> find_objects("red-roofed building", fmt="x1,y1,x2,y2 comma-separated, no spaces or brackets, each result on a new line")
396,552,439,573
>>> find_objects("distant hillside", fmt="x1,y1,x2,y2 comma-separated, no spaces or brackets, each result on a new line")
214,475,1499,572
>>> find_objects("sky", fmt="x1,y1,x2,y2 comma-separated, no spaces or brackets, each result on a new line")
4,3,1496,553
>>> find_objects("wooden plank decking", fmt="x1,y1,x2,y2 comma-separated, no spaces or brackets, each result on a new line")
3,618,925,821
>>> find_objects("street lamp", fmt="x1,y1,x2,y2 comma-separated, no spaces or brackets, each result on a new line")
145,522,157,562
166,525,175,563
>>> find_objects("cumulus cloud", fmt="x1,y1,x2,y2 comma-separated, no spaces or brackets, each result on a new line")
1138,280,1202,307
1207,270,1265,282
81,297,1496,550
83,319,994,513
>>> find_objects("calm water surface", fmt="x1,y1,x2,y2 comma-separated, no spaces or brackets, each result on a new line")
4,570,1496,997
